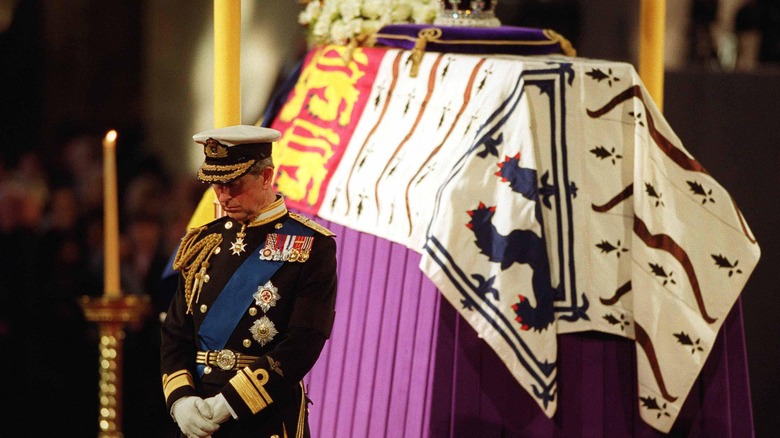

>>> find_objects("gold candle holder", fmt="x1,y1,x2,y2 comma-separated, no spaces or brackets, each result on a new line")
80,295,151,438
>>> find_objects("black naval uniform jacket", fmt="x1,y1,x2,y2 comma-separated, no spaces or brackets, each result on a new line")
161,197,337,438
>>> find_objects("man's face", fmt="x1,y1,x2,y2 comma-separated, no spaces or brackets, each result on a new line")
212,169,273,222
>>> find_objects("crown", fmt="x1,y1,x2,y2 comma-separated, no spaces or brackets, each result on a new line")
434,0,501,27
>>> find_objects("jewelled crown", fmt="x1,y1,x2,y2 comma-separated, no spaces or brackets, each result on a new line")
434,0,501,27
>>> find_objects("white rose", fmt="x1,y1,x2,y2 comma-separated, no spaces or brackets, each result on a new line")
338,0,362,20
298,1,323,25
320,0,341,20
349,17,365,35
312,18,332,40
361,19,384,35
330,19,354,44
390,3,413,22
412,3,438,23
361,0,384,19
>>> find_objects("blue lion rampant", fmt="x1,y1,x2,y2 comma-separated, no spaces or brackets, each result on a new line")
465,153,555,331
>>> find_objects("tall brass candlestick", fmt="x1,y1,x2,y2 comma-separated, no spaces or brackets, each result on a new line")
82,129,151,437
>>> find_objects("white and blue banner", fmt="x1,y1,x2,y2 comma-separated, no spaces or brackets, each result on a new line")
270,46,761,433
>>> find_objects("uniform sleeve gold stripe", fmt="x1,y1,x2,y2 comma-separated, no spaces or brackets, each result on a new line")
296,381,306,438
162,370,194,400
229,367,273,414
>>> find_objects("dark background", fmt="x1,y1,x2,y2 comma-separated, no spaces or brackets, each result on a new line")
1,0,777,436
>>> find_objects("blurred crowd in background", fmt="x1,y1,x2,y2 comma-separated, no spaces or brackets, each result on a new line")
0,128,201,436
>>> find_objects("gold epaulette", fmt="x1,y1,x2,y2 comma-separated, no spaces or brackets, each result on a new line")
289,212,335,237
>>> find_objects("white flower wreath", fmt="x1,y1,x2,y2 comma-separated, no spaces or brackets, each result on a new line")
298,0,439,47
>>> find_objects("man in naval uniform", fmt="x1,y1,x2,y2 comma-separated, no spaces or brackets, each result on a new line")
161,125,338,438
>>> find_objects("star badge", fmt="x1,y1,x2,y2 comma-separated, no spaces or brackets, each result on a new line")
250,316,278,346
253,281,280,313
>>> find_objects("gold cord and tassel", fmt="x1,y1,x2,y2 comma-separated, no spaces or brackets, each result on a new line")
410,27,442,77
173,227,223,314
542,29,577,57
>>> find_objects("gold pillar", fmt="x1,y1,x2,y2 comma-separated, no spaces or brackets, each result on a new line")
214,0,242,127
187,0,242,229
639,0,666,111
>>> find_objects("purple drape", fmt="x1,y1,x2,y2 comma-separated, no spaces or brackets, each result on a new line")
304,220,753,437
373,24,574,57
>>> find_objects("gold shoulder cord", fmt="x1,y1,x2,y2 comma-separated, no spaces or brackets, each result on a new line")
173,227,223,314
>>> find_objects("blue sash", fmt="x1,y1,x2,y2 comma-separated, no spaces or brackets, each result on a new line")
196,219,313,376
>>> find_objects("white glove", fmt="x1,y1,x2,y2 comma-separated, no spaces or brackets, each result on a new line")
171,396,220,438
204,393,232,424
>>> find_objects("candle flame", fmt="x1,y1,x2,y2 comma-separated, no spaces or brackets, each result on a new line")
104,129,118,144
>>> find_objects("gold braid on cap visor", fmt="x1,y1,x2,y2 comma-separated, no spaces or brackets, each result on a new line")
198,160,256,183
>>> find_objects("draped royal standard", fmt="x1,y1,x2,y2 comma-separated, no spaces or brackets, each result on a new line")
267,45,761,433
269,45,384,215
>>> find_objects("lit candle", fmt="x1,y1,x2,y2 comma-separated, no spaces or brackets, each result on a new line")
639,0,666,111
102,129,121,298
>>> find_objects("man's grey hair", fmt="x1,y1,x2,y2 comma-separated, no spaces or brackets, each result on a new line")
248,156,274,176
